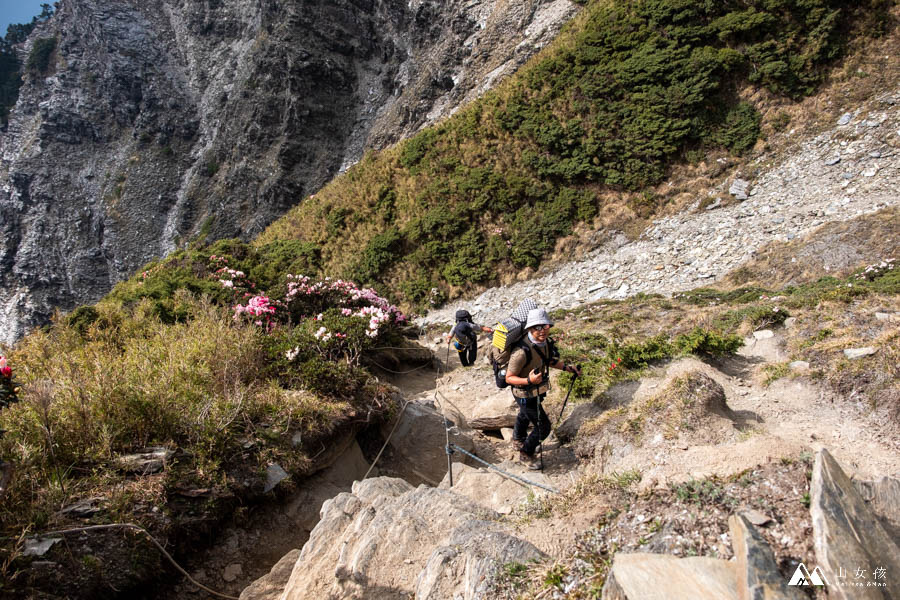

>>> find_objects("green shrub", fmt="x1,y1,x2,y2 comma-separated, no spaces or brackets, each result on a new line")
400,276,446,308
297,357,367,398
559,326,745,400
674,328,743,356
348,228,403,284
716,305,788,332
326,206,351,236
250,239,321,291
611,335,674,369
65,306,101,335
713,102,762,155
399,129,439,172
442,229,491,286
26,37,56,73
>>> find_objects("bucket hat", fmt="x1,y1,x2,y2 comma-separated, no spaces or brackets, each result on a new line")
524,308,554,330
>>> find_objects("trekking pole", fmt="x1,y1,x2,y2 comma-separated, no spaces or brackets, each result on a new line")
537,395,544,472
557,371,579,422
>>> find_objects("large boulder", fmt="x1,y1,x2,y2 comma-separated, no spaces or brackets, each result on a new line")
283,439,371,532
602,553,737,600
468,391,519,430
415,521,545,599
382,401,476,485
810,449,900,600
729,513,803,600
276,477,545,600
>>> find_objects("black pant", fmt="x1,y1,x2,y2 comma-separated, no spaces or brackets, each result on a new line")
513,394,551,455
457,342,477,366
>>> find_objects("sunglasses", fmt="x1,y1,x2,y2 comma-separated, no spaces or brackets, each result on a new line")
532,324,551,331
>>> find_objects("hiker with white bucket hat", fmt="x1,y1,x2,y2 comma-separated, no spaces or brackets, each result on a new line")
505,308,581,470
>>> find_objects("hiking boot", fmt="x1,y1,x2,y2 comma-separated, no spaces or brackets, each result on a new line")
519,451,543,471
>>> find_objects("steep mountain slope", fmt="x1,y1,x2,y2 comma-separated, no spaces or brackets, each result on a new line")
255,0,893,312
0,0,578,343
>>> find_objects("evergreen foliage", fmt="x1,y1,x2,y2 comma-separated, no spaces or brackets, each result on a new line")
26,36,56,74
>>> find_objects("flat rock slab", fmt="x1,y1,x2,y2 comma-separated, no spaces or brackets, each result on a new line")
59,497,104,518
602,553,737,600
730,178,751,200
843,347,877,359
439,462,553,514
811,449,900,599
116,447,174,474
23,537,62,557
729,513,803,600
740,509,773,527
263,464,290,493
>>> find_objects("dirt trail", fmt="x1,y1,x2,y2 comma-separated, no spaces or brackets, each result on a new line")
401,332,899,561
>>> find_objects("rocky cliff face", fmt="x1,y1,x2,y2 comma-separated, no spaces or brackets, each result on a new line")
0,0,578,344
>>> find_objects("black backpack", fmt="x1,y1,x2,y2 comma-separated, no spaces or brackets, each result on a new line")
455,309,473,322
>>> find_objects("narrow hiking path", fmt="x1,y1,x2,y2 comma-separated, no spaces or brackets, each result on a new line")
419,85,900,327
399,325,899,563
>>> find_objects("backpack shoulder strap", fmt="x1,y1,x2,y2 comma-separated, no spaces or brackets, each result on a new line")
548,338,560,362
511,339,532,369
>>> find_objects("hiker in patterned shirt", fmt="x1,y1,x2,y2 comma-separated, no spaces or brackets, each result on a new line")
446,309,493,367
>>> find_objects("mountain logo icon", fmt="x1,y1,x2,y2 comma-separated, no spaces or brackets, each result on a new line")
788,563,829,586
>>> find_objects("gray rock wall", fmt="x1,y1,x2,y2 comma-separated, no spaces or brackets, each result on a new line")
0,0,578,343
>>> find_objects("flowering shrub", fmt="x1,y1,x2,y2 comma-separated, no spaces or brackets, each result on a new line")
283,275,405,328
233,295,278,330
287,308,377,366
0,356,19,409
855,258,895,281
217,268,246,289
138,264,164,282
276,275,408,365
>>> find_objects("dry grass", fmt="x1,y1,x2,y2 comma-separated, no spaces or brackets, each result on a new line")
0,293,393,536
